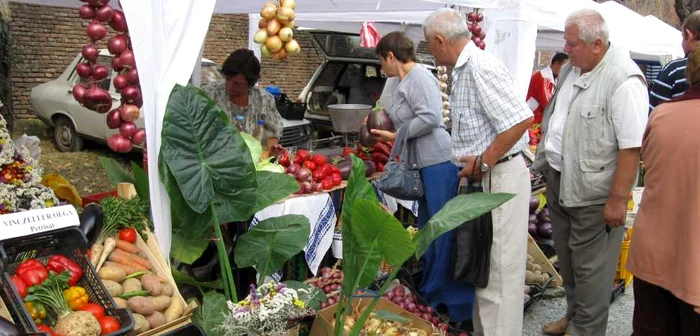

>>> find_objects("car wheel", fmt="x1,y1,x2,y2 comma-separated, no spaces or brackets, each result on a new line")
53,116,83,152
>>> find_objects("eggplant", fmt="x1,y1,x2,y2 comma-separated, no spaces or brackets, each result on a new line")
528,214,538,225
338,160,352,180
359,123,377,147
537,222,553,238
79,203,104,246
364,160,376,177
538,208,551,223
367,107,395,132
0,316,21,336
528,223,538,236
529,196,540,213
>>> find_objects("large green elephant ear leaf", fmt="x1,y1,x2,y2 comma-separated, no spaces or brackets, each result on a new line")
160,84,258,220
234,214,310,282
413,192,515,259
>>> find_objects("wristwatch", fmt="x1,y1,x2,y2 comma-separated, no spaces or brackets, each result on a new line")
479,156,491,173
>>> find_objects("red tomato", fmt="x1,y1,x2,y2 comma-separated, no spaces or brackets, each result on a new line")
37,325,55,335
330,165,341,175
332,174,342,186
377,163,385,172
278,152,290,167
321,178,334,190
293,155,302,165
312,170,325,182
311,154,327,167
80,303,106,319
342,147,354,157
297,149,310,162
98,316,120,335
302,161,317,171
118,228,137,243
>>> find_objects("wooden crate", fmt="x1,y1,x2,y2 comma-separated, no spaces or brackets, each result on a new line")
0,296,12,323
527,234,563,287
105,183,195,335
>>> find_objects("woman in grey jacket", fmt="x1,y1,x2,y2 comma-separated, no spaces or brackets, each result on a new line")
371,31,475,324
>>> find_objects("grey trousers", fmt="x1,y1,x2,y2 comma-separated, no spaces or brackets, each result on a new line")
546,166,624,336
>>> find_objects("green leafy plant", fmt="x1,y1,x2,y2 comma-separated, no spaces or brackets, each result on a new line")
158,84,303,305
334,155,515,336
99,157,150,201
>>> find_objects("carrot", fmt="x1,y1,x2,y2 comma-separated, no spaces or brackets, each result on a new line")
108,251,149,271
104,261,139,274
112,249,152,270
116,239,141,254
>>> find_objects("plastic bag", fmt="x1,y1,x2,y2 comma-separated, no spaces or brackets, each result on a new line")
13,134,42,162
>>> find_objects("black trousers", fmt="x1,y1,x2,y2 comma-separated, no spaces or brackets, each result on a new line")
632,276,700,336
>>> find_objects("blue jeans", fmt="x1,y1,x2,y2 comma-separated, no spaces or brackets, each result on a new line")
418,161,475,322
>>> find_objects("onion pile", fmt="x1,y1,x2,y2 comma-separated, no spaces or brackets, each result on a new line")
467,10,486,50
437,66,450,123
74,0,146,153
254,0,301,60
304,266,343,309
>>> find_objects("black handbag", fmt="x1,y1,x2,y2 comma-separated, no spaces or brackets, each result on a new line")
452,162,493,288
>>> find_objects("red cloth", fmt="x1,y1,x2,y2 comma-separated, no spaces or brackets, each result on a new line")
526,70,554,124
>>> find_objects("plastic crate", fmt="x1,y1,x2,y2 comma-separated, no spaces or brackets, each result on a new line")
275,93,307,120
82,190,118,208
615,226,634,288
161,323,205,336
0,227,134,335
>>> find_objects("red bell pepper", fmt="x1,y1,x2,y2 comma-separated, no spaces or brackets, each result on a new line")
16,259,48,286
10,275,28,298
46,255,83,286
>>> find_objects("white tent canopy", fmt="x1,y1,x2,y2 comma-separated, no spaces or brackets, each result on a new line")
8,0,682,259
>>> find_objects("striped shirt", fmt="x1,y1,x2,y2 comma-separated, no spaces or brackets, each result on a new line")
449,42,532,164
649,58,688,113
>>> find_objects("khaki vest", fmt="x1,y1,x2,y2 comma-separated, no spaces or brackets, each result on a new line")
532,45,645,207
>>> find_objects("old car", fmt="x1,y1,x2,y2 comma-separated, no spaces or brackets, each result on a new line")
30,50,312,152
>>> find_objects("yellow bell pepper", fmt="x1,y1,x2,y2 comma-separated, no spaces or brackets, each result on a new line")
63,286,88,310
25,301,47,324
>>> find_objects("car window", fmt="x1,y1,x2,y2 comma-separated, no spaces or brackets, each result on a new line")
76,55,113,91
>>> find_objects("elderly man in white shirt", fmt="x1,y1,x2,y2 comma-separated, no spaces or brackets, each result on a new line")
423,8,533,336
532,9,648,336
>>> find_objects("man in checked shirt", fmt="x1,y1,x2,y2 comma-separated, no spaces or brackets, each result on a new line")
423,8,533,336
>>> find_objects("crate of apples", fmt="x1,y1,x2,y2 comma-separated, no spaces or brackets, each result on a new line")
277,149,343,194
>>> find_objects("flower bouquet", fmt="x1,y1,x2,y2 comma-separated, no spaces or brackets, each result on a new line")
217,281,318,336
0,114,58,214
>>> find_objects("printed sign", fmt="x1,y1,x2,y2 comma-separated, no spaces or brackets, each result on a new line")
0,205,80,241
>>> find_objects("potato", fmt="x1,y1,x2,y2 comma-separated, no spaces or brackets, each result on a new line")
161,283,174,297
525,270,538,284
132,313,150,333
524,285,531,295
128,296,155,315
526,261,535,271
527,254,535,263
151,296,172,311
524,294,531,302
164,298,184,322
113,297,128,309
123,278,142,293
103,280,123,297
98,266,126,283
141,274,162,296
146,311,166,329
533,264,542,272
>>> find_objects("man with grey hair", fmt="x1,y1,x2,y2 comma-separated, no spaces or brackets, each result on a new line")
424,8,533,336
532,8,648,336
